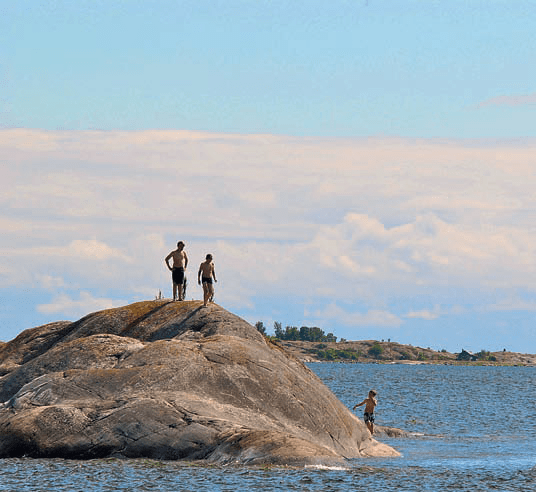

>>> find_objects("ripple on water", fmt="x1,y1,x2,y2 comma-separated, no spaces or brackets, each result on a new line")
1,364,536,491
1,457,536,492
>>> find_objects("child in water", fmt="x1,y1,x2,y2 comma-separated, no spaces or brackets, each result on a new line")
353,389,377,435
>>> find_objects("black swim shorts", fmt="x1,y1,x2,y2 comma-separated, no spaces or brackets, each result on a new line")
172,267,185,285
364,412,375,423
202,277,213,284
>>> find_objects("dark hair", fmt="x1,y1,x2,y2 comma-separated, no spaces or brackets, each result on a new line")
206,254,213,260
177,241,185,247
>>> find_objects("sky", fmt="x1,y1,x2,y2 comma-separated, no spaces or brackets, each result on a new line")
1,1,536,353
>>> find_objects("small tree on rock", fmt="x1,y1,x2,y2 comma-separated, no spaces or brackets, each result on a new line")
255,321,266,335
274,321,284,339
368,342,383,359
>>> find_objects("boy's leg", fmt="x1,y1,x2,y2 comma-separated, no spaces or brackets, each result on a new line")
364,414,374,435
209,284,215,302
178,270,185,301
173,282,178,301
203,283,210,306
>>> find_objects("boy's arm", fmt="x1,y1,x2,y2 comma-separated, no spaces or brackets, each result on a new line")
212,264,217,282
198,265,202,284
184,252,189,269
352,399,366,410
165,252,172,270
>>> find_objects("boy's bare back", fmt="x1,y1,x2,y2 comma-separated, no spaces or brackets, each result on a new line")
363,396,377,413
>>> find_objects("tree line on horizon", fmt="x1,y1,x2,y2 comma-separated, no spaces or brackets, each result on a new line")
255,321,337,342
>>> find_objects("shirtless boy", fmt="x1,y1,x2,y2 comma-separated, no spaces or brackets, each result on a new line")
198,254,217,307
353,389,377,435
165,241,189,301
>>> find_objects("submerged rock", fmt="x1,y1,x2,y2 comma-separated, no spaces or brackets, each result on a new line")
0,301,399,464
374,425,410,438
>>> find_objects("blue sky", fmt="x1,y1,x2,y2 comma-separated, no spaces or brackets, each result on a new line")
1,1,536,353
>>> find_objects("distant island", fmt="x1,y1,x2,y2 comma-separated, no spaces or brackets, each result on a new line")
253,321,536,366
253,321,536,365
274,339,536,366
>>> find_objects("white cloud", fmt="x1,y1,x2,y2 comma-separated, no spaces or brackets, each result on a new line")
338,255,376,275
313,303,402,328
68,239,130,261
405,307,441,320
2,129,536,338
475,92,536,108
37,291,128,318
483,299,536,312
38,275,66,289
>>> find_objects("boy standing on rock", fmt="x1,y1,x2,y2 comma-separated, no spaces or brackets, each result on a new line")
353,389,377,435
198,254,217,307
165,241,189,301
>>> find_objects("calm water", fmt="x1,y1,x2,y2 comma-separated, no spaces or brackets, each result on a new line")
1,363,535,491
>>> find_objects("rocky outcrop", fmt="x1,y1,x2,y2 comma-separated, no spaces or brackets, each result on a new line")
374,425,410,438
0,301,399,464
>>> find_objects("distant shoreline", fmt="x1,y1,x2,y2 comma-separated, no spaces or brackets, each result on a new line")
275,340,536,367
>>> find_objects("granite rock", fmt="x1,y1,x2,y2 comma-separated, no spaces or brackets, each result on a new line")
0,301,399,464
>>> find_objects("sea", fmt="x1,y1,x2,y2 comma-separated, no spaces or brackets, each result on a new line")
1,363,535,491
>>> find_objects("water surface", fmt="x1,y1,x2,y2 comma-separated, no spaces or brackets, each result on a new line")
1,364,535,491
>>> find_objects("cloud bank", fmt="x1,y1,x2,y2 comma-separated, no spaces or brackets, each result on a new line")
476,92,536,109
1,129,536,350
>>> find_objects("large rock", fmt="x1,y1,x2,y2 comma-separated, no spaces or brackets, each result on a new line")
0,301,398,464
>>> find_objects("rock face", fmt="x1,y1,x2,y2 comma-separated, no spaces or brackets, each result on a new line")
0,301,398,464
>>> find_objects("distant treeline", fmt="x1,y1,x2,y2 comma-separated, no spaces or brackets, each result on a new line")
255,321,337,342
